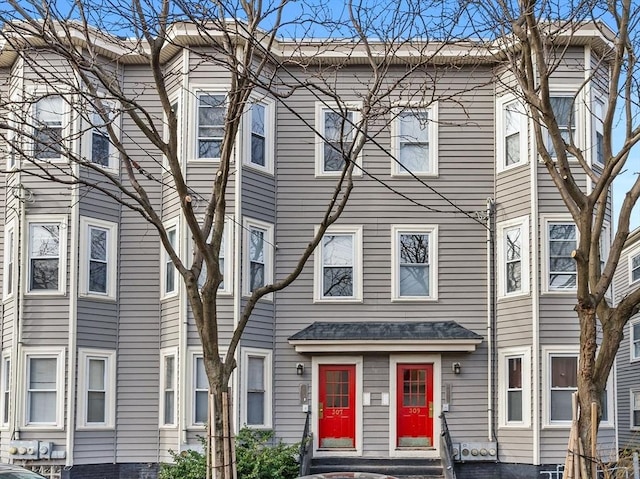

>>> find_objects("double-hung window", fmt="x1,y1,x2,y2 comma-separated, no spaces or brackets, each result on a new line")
162,220,179,298
197,220,232,294
498,347,531,427
244,100,274,173
27,216,67,294
79,217,117,299
497,97,527,171
23,348,65,427
593,97,605,166
3,220,16,299
391,225,438,300
242,348,272,428
196,93,226,160
547,95,577,159
631,320,640,361
315,226,363,302
33,96,64,161
315,103,361,176
549,353,577,423
546,220,577,292
497,217,529,297
392,105,438,176
193,355,208,426
630,251,640,285
160,349,177,427
77,349,115,428
1,353,10,427
632,390,640,430
87,100,119,169
243,218,273,296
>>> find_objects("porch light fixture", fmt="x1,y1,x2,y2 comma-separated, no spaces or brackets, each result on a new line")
296,363,305,376
452,362,461,375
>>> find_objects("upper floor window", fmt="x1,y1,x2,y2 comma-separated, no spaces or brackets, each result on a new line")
196,93,226,160
79,217,118,300
497,217,530,298
497,98,527,171
241,348,272,428
498,347,531,428
1,353,10,427
545,220,577,292
632,390,640,430
546,95,577,159
243,218,274,296
160,350,177,427
162,219,179,298
315,225,363,302
33,96,64,161
27,216,68,294
87,101,119,170
391,225,438,301
23,348,65,428
631,320,640,362
3,220,16,299
593,97,605,166
77,349,115,429
315,103,361,176
630,251,640,285
197,219,233,294
392,105,438,176
244,100,274,174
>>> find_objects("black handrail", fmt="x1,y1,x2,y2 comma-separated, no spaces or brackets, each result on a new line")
298,411,313,476
440,412,457,479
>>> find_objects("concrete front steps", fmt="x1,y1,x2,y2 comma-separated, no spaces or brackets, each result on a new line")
309,457,444,478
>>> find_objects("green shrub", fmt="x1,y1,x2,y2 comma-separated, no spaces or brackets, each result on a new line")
159,429,299,479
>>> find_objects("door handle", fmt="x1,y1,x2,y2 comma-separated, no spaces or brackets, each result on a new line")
429,401,433,418
319,402,324,419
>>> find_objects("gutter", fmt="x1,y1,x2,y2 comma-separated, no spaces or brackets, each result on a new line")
486,197,495,442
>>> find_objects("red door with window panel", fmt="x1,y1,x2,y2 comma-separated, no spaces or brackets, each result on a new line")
318,365,356,449
396,363,434,448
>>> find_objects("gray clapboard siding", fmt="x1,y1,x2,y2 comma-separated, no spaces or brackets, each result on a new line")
160,299,180,347
362,356,391,454
78,171,121,222
77,299,117,350
240,300,274,349
73,430,116,464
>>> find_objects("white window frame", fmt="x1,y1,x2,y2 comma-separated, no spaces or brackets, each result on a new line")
628,246,640,286
159,348,178,428
390,103,439,177
21,347,65,429
161,218,180,299
83,98,120,171
77,348,116,429
544,89,584,160
26,215,68,295
542,216,577,294
240,348,273,429
496,96,528,172
78,217,118,300
196,218,233,295
497,347,531,428
314,225,363,303
630,318,640,362
315,102,363,177
3,218,17,300
591,96,606,166
391,224,438,301
497,216,530,298
191,89,229,161
243,97,275,174
243,217,274,298
187,349,207,429
30,93,69,163
0,352,10,428
631,389,640,431
542,346,614,428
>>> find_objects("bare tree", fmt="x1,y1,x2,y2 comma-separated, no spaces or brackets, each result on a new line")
0,1,469,477
467,0,640,474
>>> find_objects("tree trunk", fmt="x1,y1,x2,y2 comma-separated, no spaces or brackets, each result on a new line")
205,358,236,479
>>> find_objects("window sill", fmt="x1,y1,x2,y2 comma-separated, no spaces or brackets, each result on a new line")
497,161,528,174
391,297,438,303
497,424,532,430
497,292,531,301
314,298,363,304
314,170,363,179
541,289,577,296
390,171,438,179
78,293,117,302
24,291,66,297
161,292,180,302
21,424,64,431
243,163,274,176
76,425,115,431
542,423,572,429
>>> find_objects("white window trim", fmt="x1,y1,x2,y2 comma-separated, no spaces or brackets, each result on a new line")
630,318,640,363
21,347,65,429
628,246,640,287
77,348,116,430
390,224,438,302
3,218,17,301
314,224,363,303
243,217,274,298
243,97,275,175
240,347,273,429
189,86,231,162
314,101,363,177
497,216,530,299
161,217,180,300
186,349,227,430
25,214,68,296
590,95,606,167
390,103,439,177
497,347,531,428
159,347,178,429
543,88,585,161
496,96,528,172
78,217,118,300
631,389,640,431
6,108,18,171
0,351,10,429
195,217,233,295
82,97,121,171
542,346,614,428
27,88,71,163
541,215,577,294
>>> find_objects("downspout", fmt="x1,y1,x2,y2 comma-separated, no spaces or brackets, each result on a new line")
486,197,495,442
233,99,243,434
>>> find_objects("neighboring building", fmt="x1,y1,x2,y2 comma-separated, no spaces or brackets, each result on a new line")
0,21,619,479
615,227,640,451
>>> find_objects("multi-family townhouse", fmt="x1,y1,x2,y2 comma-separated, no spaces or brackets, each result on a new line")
0,21,616,479
615,227,640,452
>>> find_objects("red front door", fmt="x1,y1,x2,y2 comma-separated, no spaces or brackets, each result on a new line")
396,363,434,448
318,364,356,449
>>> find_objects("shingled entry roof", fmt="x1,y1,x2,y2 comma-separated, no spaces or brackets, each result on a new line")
288,321,483,353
